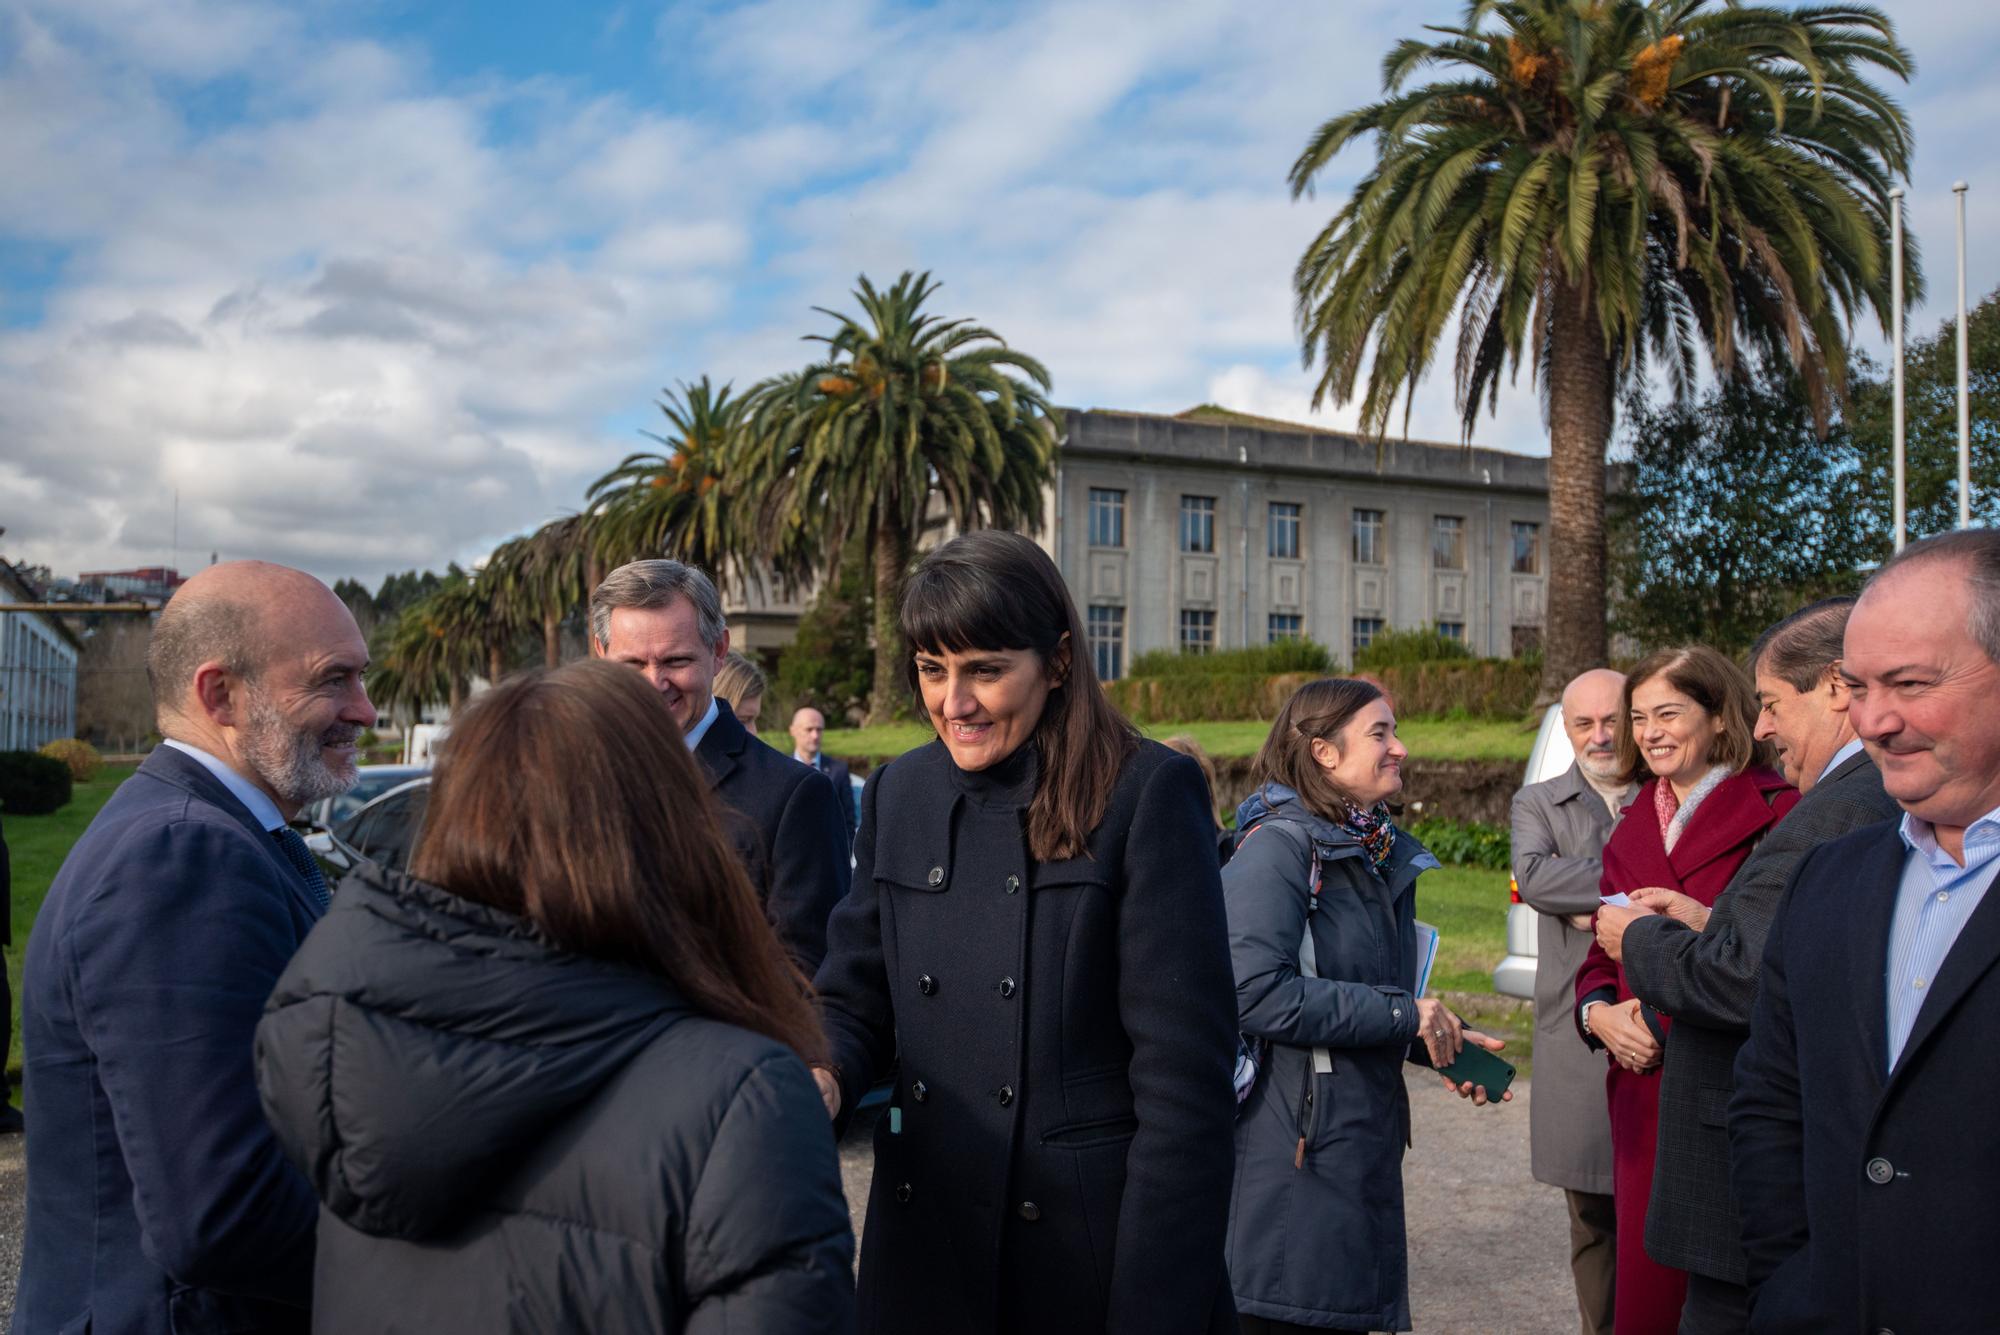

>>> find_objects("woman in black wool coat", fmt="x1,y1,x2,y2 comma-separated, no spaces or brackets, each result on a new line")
812,530,1241,1335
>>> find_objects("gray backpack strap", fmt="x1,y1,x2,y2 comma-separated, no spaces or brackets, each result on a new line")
1295,846,1334,1076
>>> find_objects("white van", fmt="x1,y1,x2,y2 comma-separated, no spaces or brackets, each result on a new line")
1491,703,1578,999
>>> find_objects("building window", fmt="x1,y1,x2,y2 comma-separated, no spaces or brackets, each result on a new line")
1268,503,1301,559
1438,620,1465,643
1180,495,1216,553
1352,508,1385,565
1269,613,1303,643
1512,624,1543,657
1511,521,1542,575
1352,617,1385,652
1431,515,1465,570
1179,609,1216,654
1088,488,1126,548
1087,605,1125,680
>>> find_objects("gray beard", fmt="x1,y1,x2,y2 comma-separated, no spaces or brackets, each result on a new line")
240,689,360,806
1577,753,1625,784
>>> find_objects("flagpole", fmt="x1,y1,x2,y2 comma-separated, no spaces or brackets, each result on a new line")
1955,181,1972,529
1891,187,1907,550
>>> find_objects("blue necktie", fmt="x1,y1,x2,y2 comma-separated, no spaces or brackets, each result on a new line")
272,827,332,910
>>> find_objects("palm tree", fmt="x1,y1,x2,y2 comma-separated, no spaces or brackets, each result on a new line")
370,574,485,717
1290,0,1916,696
587,377,744,577
741,272,1059,723
517,514,593,666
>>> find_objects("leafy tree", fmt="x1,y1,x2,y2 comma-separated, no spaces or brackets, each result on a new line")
1289,0,1917,700
587,377,745,577
771,549,877,728
1847,286,2000,537
1608,370,1873,653
740,272,1059,723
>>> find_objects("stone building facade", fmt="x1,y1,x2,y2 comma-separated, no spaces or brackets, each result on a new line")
1,560,82,751
1047,409,1551,678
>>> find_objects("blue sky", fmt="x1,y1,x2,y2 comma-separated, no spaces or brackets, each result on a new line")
3,0,1997,587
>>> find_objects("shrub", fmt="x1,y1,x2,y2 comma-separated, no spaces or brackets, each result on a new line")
1106,672,1319,724
1127,639,1334,679
1406,816,1510,869
1372,660,1539,717
1353,627,1474,671
39,737,103,783
0,750,74,815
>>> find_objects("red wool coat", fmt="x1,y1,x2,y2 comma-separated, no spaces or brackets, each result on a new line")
1575,767,1799,1335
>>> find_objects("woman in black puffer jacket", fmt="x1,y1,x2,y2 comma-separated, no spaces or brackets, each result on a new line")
254,661,854,1335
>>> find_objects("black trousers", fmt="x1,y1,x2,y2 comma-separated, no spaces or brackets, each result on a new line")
1678,1270,1750,1335
1237,1317,1369,1335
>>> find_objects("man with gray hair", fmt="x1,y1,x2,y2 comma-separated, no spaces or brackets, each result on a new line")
1733,529,2000,1333
1599,597,1895,1333
15,561,372,1335
589,559,849,970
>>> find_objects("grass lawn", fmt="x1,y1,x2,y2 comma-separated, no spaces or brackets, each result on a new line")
5,764,138,1085
1416,862,1536,1077
772,714,1534,763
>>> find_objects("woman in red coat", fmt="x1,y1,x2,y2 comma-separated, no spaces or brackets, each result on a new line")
1573,647,1798,1335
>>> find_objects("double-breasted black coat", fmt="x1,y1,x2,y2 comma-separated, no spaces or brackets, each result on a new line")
814,736,1240,1335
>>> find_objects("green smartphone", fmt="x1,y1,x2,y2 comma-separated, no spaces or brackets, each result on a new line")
1439,1042,1516,1099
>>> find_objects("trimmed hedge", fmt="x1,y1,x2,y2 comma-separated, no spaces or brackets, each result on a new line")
1373,660,1539,717
1353,626,1473,670
1105,659,1538,723
40,737,104,783
1127,639,1333,679
0,749,74,815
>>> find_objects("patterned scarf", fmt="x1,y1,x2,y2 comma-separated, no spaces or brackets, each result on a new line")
1340,802,1398,873
1654,764,1732,854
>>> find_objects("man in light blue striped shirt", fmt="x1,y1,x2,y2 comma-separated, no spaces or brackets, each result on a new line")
1730,528,2000,1334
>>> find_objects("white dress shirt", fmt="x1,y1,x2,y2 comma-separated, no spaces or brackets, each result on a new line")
1885,801,2000,1070
162,739,285,832
683,697,720,751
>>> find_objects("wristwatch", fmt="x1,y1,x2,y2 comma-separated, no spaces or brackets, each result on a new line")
1580,999,1605,1037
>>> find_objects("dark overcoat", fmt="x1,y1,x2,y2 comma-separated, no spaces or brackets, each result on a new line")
1730,818,2000,1334
1621,750,1895,1284
13,746,322,1335
1222,784,1441,1333
814,737,1240,1335
1509,763,1629,1195
694,697,851,972
256,863,855,1334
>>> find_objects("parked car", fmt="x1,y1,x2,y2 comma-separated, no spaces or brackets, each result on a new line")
1491,703,1578,1000
313,776,431,880
299,764,429,841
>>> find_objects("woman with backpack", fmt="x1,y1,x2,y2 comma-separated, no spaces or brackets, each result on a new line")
811,530,1241,1334
1224,677,1512,1334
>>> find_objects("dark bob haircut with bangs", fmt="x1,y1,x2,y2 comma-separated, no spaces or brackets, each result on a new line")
900,530,1138,861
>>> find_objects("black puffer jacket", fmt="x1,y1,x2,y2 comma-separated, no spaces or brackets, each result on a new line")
254,863,855,1335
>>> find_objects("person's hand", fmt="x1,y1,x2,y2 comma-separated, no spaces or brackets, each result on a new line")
1594,904,1647,962
1567,912,1596,932
1415,996,1463,1068
1440,1028,1516,1106
1630,887,1710,932
811,1067,842,1119
1591,999,1661,1073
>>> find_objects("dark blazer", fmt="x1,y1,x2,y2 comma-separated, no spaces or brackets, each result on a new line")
13,745,323,1335
1510,763,1628,1195
694,699,851,972
257,862,855,1335
806,751,857,845
1729,816,2000,1334
1622,750,1896,1283
815,738,1239,1335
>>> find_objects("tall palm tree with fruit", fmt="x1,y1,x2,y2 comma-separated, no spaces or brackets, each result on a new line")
741,271,1059,723
1292,0,1917,696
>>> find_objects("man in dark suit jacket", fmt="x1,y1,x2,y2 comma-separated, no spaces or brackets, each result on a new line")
790,703,857,845
590,560,850,971
1601,598,1896,1333
14,561,375,1335
1732,532,2000,1334
1,805,18,1133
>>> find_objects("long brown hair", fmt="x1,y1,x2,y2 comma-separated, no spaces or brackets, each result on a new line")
410,660,825,1063
900,530,1138,861
1251,677,1388,824
1614,645,1774,784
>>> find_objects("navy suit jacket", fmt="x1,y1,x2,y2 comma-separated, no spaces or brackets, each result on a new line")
808,752,858,845
695,699,851,973
15,746,322,1335
1730,817,2000,1333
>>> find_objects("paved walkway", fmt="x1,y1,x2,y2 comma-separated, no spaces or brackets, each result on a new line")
0,1072,1573,1332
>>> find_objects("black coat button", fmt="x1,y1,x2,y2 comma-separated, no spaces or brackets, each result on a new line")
1866,1156,1894,1185
895,1182,913,1204
927,866,945,886
918,974,937,996
999,977,1017,998
997,1085,1014,1107
1017,1201,1041,1221
1004,875,1020,894
912,1080,929,1103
